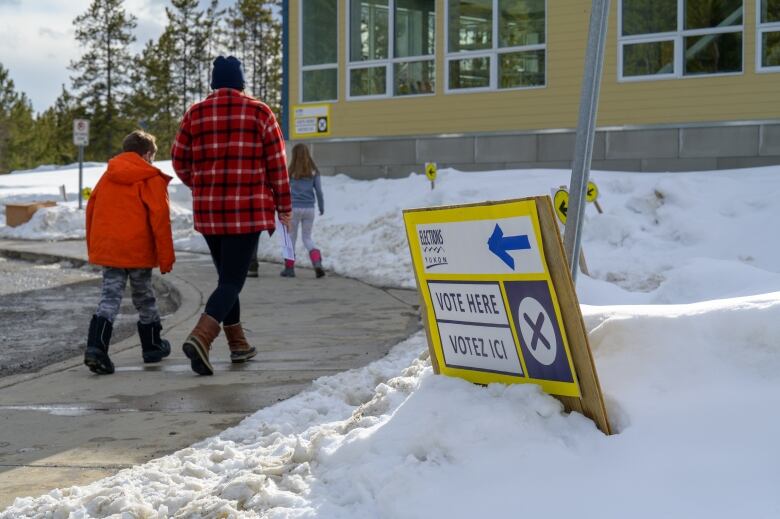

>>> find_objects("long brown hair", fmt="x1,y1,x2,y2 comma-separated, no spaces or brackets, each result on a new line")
288,143,316,180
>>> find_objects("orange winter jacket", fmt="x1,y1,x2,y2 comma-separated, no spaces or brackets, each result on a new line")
86,152,175,272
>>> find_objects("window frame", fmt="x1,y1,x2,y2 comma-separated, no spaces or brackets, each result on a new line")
617,0,745,82
346,0,438,100
757,0,780,72
444,0,548,94
299,0,340,104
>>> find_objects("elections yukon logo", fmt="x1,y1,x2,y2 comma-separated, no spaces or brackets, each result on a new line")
418,225,448,269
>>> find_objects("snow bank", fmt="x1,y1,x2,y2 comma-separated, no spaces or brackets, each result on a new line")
0,205,86,240
9,162,105,175
3,163,779,302
6,291,780,517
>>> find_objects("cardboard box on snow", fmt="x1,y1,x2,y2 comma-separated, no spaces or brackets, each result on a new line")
5,201,57,227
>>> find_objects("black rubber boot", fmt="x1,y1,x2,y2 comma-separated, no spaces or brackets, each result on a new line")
84,315,115,375
138,321,171,363
247,259,259,278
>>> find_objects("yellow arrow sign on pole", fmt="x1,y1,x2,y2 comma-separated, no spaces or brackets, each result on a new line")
425,162,437,181
425,162,437,190
553,188,569,224
586,181,599,203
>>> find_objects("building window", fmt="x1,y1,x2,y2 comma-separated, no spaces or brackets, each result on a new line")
758,0,780,71
301,0,338,102
446,0,546,92
619,0,744,80
348,0,436,98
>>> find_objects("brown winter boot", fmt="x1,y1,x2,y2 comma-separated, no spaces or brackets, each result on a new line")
182,313,221,375
223,322,257,363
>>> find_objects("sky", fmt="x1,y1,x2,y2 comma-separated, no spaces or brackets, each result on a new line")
0,0,232,113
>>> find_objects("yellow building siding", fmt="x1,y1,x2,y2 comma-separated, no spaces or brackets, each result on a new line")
290,0,780,139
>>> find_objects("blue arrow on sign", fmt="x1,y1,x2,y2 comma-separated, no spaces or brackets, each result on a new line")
487,224,531,270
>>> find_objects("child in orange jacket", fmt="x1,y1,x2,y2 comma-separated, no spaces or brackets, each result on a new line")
84,130,175,375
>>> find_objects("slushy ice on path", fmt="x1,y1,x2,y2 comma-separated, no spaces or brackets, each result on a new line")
0,257,177,377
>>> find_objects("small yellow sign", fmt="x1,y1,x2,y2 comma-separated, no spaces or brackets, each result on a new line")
81,187,92,200
553,189,569,224
425,162,437,182
586,181,599,203
291,104,330,139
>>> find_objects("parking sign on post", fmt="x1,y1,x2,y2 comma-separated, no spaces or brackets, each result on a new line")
73,119,89,146
73,119,89,209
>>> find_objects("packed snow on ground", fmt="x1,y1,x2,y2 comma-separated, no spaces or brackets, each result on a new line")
1,161,779,300
2,163,780,517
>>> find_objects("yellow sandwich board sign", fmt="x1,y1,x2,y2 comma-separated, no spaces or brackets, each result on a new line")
403,197,611,434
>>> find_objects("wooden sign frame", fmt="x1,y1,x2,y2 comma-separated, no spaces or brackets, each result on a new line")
405,196,611,435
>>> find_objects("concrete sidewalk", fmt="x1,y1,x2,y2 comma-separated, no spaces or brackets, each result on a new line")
0,239,419,508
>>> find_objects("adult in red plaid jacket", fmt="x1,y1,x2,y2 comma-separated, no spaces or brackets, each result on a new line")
172,56,291,376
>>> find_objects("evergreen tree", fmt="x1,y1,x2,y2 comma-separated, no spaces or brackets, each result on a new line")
29,107,59,167
4,94,37,172
127,30,179,160
226,0,282,113
69,0,137,160
0,64,36,173
0,64,14,164
0,63,17,111
167,0,207,114
1,1,289,172
0,63,19,173
34,86,81,166
199,0,226,100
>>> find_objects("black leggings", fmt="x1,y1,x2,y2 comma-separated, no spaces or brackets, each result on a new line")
203,232,260,325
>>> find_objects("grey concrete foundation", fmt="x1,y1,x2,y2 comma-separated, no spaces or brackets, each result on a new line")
298,121,780,178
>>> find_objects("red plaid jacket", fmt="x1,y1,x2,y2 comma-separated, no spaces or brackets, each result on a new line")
171,88,291,235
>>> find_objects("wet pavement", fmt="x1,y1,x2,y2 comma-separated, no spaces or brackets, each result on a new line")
0,258,177,377
0,239,420,508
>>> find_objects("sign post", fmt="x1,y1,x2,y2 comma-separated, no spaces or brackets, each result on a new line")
563,0,611,283
404,197,611,434
73,119,90,210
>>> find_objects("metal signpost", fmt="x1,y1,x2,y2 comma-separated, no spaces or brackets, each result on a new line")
73,119,90,210
563,0,611,283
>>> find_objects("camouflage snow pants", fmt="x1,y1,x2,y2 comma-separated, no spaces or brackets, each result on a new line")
95,267,160,324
